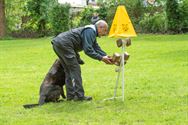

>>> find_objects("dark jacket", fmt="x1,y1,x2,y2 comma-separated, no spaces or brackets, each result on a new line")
52,25,106,60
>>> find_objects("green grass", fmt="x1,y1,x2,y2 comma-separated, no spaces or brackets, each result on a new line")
0,34,188,125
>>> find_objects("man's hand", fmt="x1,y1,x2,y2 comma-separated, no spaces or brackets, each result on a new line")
101,56,113,64
76,52,85,65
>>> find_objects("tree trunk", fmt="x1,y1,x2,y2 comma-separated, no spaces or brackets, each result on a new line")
0,0,6,37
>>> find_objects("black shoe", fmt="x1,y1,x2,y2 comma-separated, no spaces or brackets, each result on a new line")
67,98,74,101
66,96,75,101
74,96,92,101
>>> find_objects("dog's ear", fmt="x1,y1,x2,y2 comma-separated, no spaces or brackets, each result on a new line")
38,95,46,105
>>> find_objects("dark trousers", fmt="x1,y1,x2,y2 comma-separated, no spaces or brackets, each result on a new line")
52,43,84,99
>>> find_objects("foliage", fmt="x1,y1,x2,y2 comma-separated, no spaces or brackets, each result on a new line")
121,0,144,31
177,0,188,33
5,0,29,33
0,35,188,124
96,0,144,31
25,0,52,36
96,2,116,28
0,0,6,37
166,0,180,33
165,0,188,33
96,4,108,21
78,3,114,27
7,0,71,37
3,0,188,37
105,6,116,28
49,3,70,36
139,12,167,33
79,7,95,26
11,27,41,38
70,14,82,29
143,0,165,18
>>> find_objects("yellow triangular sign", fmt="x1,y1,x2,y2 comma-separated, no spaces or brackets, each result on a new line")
108,5,137,38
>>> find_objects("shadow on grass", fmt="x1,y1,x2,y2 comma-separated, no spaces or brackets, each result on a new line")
29,99,127,114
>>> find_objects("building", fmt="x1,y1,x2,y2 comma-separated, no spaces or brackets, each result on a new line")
58,0,98,7
58,0,87,7
58,0,98,13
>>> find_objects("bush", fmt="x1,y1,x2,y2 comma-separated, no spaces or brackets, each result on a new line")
98,3,116,28
79,7,95,26
96,4,108,20
105,5,116,28
49,3,70,36
139,12,167,33
166,0,180,33
25,0,50,36
77,3,116,30
178,0,188,33
122,0,144,32
70,14,81,28
11,28,40,38
166,0,188,33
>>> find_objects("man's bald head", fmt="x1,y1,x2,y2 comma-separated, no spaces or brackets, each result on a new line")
95,20,108,37
95,20,108,28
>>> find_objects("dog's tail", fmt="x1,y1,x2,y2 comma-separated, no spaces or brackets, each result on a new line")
23,104,39,109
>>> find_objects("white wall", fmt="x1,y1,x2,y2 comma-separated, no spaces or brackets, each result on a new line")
58,0,87,7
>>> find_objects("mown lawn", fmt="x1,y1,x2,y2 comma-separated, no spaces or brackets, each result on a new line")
0,34,188,125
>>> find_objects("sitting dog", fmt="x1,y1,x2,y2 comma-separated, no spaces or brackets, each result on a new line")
23,54,85,108
23,59,66,108
38,59,66,105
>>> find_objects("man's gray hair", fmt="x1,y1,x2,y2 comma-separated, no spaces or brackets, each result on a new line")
95,20,108,28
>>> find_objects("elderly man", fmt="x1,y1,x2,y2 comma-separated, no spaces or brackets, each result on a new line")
51,20,112,101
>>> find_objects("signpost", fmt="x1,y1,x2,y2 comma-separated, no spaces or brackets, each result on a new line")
107,5,137,101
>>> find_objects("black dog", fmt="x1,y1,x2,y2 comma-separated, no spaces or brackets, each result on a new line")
38,59,66,104
23,59,66,108
23,52,84,109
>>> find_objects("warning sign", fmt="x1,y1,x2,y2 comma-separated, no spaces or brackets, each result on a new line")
108,5,137,38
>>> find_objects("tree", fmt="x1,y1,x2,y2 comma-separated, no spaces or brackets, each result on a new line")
178,0,188,33
5,0,29,33
49,3,70,35
26,0,51,36
79,7,95,26
166,0,180,33
0,0,5,37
